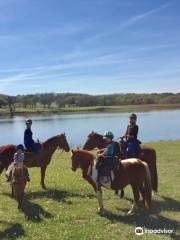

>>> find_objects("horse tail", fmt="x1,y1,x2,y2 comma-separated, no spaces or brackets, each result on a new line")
142,162,152,210
151,149,158,192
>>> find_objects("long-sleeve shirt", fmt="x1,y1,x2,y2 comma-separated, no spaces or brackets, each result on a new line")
105,142,121,157
24,128,34,149
126,124,139,140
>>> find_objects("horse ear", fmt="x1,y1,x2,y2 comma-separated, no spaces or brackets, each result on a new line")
71,149,74,154
92,130,94,134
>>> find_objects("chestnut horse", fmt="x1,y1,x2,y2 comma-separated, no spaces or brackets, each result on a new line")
71,149,152,215
0,134,70,189
11,166,27,209
83,132,158,192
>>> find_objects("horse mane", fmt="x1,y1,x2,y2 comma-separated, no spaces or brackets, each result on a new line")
43,135,60,145
43,134,65,147
88,132,103,138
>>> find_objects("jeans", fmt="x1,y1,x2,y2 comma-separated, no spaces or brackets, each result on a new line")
127,140,139,158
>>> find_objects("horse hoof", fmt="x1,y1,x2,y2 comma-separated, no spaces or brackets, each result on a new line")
120,190,124,199
127,210,134,216
42,185,46,190
18,205,22,211
97,207,104,214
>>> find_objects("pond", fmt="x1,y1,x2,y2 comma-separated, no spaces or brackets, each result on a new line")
0,110,179,147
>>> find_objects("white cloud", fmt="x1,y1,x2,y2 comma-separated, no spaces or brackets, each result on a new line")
84,3,170,44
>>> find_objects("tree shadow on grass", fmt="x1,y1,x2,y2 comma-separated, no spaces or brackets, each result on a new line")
25,188,95,203
0,221,25,239
100,195,180,239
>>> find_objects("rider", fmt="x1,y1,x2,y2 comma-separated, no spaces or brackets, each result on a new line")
98,131,120,158
24,119,41,153
97,131,120,182
124,113,140,158
6,144,30,183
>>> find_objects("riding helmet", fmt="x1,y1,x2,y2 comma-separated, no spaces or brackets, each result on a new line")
16,144,24,150
129,113,137,120
26,118,32,124
103,131,114,139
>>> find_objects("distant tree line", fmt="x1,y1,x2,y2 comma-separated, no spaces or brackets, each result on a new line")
0,93,180,110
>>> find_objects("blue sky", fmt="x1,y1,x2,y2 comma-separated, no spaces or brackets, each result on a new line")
0,0,180,95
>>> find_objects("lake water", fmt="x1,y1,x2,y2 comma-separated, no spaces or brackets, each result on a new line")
0,110,180,147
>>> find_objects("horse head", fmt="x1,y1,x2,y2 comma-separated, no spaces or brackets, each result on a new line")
71,149,94,172
83,131,106,150
57,133,70,152
71,149,79,171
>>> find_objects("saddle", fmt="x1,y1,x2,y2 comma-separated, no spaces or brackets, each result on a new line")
96,156,121,183
25,142,43,154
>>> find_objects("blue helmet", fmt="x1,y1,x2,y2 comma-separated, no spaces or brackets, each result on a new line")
16,144,24,150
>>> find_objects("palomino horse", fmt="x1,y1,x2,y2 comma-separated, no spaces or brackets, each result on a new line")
0,134,70,189
11,166,28,209
71,149,152,215
83,132,158,193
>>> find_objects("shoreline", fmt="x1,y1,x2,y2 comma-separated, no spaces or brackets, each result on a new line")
0,103,180,117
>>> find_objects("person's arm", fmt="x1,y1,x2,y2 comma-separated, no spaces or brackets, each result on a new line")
98,148,107,157
14,153,18,165
123,126,129,140
97,148,106,154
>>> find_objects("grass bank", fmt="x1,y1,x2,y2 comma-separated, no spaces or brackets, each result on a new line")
1,104,180,116
0,140,180,239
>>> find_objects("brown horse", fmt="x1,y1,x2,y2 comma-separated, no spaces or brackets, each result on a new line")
71,149,152,215
0,134,70,189
83,132,158,193
11,166,27,209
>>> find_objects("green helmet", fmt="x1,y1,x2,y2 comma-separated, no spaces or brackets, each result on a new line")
103,131,114,139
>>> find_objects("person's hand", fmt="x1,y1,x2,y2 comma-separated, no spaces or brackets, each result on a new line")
98,153,103,157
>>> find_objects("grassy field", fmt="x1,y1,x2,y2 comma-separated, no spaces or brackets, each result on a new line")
1,104,180,116
0,141,180,240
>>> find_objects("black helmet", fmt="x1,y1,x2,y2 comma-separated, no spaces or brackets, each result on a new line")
129,113,137,120
26,118,32,124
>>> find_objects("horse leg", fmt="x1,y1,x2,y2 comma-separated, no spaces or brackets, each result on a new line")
85,175,97,193
18,192,24,210
41,166,47,189
127,184,140,215
97,186,104,213
139,186,146,207
11,185,14,198
114,189,125,199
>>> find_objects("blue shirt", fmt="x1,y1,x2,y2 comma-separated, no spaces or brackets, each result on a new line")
106,142,114,157
24,128,34,149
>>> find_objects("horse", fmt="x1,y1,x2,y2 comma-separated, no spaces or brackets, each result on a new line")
71,149,152,215
83,131,158,193
11,166,28,209
0,134,70,189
